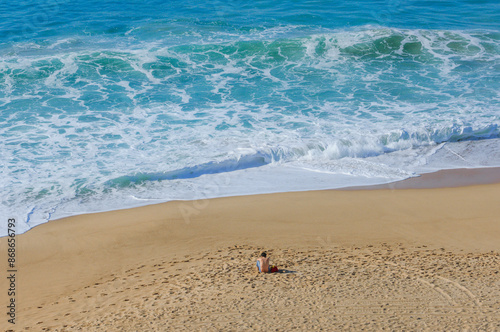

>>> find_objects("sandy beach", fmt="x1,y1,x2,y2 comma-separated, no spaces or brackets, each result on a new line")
1,168,500,331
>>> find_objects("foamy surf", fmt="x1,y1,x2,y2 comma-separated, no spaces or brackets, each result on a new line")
1,0,499,236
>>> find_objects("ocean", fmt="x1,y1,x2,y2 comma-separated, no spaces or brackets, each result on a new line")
1,0,499,235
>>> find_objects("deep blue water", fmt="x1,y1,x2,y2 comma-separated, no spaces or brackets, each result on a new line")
2,0,499,45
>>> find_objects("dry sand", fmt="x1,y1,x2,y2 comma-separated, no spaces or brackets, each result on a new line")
1,168,500,331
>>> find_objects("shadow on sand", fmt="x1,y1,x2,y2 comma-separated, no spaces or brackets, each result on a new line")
276,269,297,274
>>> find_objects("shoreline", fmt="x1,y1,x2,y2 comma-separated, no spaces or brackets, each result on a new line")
11,166,500,239
341,166,500,190
1,167,499,330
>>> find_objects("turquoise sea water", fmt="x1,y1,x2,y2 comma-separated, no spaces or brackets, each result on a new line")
1,0,499,235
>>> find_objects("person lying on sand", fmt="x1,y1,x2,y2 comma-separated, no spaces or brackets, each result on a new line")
256,252,278,273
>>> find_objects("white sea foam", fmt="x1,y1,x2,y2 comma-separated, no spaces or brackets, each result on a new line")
1,26,499,236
